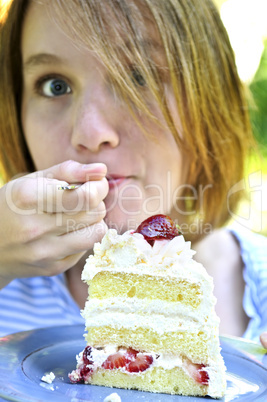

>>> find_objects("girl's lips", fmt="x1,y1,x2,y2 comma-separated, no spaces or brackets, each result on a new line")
107,175,128,190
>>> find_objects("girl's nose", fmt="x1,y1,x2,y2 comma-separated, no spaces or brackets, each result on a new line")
71,88,120,153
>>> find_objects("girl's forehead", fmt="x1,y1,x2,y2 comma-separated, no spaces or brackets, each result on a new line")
38,0,163,50
22,0,167,75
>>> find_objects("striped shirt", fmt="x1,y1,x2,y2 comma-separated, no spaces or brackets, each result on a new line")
0,227,267,340
0,274,83,336
230,225,267,342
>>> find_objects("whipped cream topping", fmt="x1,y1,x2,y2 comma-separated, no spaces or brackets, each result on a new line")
82,229,210,284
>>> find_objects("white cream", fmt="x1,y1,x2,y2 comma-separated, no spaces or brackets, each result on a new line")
82,296,216,324
82,230,208,283
104,393,121,402
83,310,214,334
41,372,55,384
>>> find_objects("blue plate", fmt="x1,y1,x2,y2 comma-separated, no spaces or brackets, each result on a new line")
0,325,266,401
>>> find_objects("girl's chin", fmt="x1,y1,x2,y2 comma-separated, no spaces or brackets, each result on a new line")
104,208,148,234
104,193,167,233
104,212,137,234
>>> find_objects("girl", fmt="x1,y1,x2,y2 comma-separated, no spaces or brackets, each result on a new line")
0,0,266,346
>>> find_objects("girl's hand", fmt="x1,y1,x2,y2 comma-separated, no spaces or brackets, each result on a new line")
0,160,108,288
260,333,267,349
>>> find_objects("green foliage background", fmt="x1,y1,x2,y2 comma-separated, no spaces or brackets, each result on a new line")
246,45,267,235
249,40,267,159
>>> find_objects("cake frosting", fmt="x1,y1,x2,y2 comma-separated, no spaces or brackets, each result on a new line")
69,216,226,398
82,229,198,278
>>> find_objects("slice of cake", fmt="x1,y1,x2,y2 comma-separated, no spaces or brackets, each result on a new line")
69,215,226,398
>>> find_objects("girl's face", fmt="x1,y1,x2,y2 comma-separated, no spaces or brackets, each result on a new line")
21,1,183,232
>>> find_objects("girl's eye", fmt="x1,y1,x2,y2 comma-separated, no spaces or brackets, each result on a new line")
41,78,71,97
131,68,146,87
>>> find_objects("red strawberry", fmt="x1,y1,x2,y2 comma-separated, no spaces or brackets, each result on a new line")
184,359,209,385
126,354,153,373
134,214,181,246
102,352,127,369
83,346,93,365
102,348,153,373
125,347,138,360
80,346,94,380
195,364,209,385
69,346,94,383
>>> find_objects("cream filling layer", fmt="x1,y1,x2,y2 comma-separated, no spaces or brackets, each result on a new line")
82,297,218,327
74,346,226,397
83,259,213,286
79,346,184,372
82,308,219,336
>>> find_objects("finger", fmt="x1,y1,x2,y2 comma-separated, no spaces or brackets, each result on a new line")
12,201,106,243
43,177,109,213
18,220,108,276
41,160,107,183
47,201,107,235
12,160,107,210
260,333,267,349
7,175,108,213
0,247,87,280
51,251,88,275
58,202,107,234
56,220,108,256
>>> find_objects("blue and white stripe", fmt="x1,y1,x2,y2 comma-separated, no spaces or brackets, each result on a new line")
230,225,267,342
0,274,83,336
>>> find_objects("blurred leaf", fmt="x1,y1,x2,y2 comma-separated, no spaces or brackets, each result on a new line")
249,40,267,154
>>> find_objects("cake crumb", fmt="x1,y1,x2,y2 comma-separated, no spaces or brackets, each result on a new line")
103,392,121,402
41,372,55,384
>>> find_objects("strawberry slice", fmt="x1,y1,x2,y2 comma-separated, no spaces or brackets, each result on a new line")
125,347,138,360
184,358,209,385
102,352,128,369
80,346,94,380
191,364,209,385
83,345,93,365
69,346,94,383
135,214,181,246
126,354,153,373
102,348,153,373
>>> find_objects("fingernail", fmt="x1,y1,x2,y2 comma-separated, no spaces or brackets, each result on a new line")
260,333,267,348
